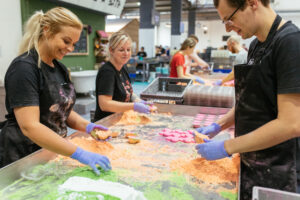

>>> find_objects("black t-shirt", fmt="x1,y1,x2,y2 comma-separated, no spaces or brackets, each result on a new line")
5,51,69,122
248,20,300,173
137,51,147,58
248,20,300,94
94,61,133,121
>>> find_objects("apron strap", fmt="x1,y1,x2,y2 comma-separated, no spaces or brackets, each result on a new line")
248,15,282,63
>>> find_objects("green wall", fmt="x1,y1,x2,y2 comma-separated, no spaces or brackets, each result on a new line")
20,0,106,71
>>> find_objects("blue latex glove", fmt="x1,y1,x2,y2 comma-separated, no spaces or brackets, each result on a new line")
195,77,205,84
86,123,108,134
196,123,221,139
213,79,223,86
195,139,229,160
86,123,110,141
133,102,150,114
71,147,111,175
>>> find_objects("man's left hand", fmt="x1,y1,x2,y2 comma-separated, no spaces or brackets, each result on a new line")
195,139,230,160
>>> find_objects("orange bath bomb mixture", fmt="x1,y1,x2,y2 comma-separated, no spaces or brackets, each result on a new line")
116,110,152,125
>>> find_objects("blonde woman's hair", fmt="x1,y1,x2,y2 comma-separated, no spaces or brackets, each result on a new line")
180,38,196,51
108,31,132,58
19,7,83,67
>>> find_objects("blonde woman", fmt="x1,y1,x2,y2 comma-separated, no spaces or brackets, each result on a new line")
169,38,205,84
94,31,151,121
1,7,111,175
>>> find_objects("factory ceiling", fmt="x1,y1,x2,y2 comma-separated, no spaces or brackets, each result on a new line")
122,0,220,21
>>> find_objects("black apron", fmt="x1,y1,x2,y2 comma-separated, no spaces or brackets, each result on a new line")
0,61,75,168
234,15,297,200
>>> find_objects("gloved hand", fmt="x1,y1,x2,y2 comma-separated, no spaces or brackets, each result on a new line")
86,123,108,134
133,102,150,114
86,123,110,141
213,79,223,86
71,147,111,175
195,77,205,84
195,139,229,160
139,100,154,106
196,122,221,138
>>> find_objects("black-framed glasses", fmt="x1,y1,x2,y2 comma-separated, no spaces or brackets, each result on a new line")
222,4,243,26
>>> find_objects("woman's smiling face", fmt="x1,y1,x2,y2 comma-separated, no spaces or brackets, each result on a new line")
110,40,132,66
44,26,81,60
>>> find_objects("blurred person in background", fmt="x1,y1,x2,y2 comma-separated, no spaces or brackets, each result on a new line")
155,46,161,57
137,46,147,60
214,35,248,86
159,45,166,56
169,38,205,84
242,43,249,51
186,34,209,70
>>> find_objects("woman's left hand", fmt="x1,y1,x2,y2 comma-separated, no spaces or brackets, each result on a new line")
133,102,150,114
86,123,108,134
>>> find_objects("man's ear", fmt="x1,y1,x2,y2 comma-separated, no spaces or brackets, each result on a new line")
247,0,259,10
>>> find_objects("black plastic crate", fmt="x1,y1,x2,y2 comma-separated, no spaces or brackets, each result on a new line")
140,77,192,104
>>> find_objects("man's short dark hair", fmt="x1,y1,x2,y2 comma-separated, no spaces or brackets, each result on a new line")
214,0,270,9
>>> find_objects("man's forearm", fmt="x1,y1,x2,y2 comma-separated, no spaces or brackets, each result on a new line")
224,118,297,155
216,107,235,130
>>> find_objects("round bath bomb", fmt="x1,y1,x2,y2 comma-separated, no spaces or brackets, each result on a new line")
91,130,111,140
179,134,188,138
181,138,195,143
128,136,140,144
110,131,120,138
166,136,180,143
162,131,174,137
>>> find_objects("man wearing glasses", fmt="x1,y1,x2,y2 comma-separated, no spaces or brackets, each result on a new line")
195,0,300,199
